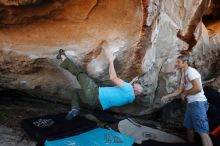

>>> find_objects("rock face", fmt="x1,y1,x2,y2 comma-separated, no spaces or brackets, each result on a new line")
0,0,41,6
0,126,36,146
0,0,219,116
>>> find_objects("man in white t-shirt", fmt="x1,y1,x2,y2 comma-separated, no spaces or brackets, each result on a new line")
161,54,213,146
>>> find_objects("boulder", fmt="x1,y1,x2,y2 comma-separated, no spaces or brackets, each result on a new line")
0,0,219,116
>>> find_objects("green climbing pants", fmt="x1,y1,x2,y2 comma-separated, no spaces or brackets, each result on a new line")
60,58,100,109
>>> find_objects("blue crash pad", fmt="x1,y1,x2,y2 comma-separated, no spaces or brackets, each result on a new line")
45,128,135,146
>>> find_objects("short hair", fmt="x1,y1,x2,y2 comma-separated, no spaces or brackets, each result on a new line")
177,54,193,66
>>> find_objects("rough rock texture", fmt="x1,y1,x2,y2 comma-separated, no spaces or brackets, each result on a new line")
204,0,220,19
0,0,143,105
0,126,36,146
0,0,41,6
0,0,219,117
0,90,69,146
192,23,220,79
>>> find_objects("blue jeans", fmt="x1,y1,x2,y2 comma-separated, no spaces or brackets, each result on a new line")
183,101,209,133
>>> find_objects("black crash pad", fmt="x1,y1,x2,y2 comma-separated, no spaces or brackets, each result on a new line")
21,113,97,145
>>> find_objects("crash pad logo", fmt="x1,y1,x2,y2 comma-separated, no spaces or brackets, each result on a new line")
142,131,156,139
104,134,123,143
33,118,54,128
64,141,77,146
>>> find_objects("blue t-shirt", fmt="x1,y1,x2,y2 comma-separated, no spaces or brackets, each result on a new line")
98,82,135,110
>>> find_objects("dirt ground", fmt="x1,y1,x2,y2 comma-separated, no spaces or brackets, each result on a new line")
0,90,69,146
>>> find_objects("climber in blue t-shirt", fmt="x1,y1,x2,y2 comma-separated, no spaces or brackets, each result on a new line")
56,41,144,120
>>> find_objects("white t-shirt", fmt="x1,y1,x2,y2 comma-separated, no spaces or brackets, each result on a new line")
184,67,207,103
